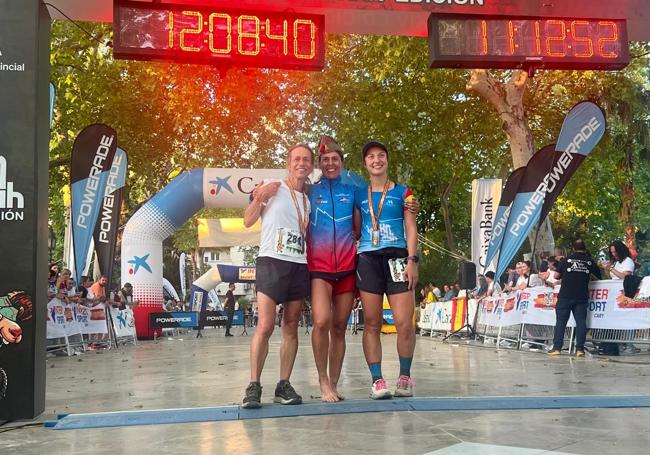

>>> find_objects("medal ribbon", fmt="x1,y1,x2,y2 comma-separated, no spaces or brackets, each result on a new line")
368,179,391,233
286,179,309,237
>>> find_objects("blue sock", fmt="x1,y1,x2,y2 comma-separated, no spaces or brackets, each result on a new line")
399,357,412,378
368,363,383,383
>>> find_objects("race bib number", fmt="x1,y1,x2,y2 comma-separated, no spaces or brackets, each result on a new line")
388,257,408,282
275,228,305,257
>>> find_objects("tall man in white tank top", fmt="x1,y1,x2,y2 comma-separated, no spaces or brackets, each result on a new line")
241,144,313,409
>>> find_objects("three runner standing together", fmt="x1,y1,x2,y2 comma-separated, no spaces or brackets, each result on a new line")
241,137,418,408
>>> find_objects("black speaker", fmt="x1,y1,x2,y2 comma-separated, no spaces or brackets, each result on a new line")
459,262,477,290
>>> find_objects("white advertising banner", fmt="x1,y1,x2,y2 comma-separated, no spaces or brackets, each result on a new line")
74,304,109,335
477,280,650,330
110,307,137,338
46,300,85,338
471,179,502,274
418,300,479,332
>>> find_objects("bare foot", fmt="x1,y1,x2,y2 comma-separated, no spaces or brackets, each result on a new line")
319,380,340,403
331,383,345,401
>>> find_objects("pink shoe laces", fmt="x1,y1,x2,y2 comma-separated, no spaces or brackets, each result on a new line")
373,378,388,390
397,375,416,388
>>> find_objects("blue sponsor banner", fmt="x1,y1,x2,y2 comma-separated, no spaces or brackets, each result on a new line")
202,310,244,327
483,167,526,274
495,145,555,279
150,312,198,328
495,102,606,278
555,101,606,156
149,311,244,328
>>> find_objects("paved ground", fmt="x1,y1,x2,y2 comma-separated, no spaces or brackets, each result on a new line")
2,328,650,454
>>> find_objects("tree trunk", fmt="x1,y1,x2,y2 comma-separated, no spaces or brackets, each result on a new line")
620,144,635,226
467,69,555,257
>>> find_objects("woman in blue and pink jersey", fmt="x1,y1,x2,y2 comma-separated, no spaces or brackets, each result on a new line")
354,141,419,400
308,136,359,403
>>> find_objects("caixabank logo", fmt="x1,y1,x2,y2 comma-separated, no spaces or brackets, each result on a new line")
0,156,25,221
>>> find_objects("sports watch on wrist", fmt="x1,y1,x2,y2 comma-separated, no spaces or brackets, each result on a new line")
407,255,419,263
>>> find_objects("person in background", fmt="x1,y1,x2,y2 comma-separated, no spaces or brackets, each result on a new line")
56,268,72,291
541,256,561,287
505,266,519,290
90,275,108,302
554,246,566,262
485,271,502,297
548,239,601,357
538,251,550,273
76,276,89,302
452,282,460,297
426,283,437,304
47,269,58,299
223,282,236,337
431,282,442,301
442,284,455,301
64,278,81,304
598,240,635,280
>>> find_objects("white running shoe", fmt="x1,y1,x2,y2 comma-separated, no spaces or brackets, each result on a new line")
370,378,392,400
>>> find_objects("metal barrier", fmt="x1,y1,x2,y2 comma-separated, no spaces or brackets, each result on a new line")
519,324,573,351
590,329,650,344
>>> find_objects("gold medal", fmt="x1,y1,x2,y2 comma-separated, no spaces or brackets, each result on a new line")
371,229,380,247
367,179,390,248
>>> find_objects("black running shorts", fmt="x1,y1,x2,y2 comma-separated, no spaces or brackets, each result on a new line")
256,256,310,304
356,247,410,296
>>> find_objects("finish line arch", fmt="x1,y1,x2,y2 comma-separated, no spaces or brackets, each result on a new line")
121,168,284,338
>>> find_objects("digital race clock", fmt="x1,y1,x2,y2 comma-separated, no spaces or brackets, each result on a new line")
428,14,630,71
113,1,326,71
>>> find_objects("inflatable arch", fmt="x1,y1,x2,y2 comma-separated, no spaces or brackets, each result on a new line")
122,167,366,338
121,168,285,338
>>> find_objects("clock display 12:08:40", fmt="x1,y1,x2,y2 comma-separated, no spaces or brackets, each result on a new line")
113,2,326,71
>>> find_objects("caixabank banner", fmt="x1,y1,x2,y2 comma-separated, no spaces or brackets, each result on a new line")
0,1,50,420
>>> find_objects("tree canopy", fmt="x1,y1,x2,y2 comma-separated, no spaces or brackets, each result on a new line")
48,21,650,285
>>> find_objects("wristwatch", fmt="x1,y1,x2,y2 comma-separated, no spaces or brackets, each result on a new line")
407,255,419,263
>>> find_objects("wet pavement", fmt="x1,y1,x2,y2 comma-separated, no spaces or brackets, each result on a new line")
2,328,650,454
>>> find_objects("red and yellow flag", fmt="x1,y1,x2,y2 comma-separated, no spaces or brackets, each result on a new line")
451,297,467,331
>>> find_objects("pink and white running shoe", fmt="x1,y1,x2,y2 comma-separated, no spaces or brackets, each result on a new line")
394,375,415,397
370,378,393,400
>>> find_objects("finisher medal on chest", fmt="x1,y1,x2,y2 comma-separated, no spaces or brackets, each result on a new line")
368,180,390,248
372,229,381,247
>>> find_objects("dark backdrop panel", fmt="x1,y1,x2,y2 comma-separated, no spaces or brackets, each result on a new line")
0,0,49,420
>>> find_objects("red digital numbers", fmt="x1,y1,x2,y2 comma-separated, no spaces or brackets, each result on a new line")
168,11,317,60
429,15,629,71
480,19,621,59
113,1,325,71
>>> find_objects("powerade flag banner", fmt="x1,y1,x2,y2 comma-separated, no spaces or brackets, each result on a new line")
495,145,557,279
482,167,526,274
92,148,128,291
70,124,118,285
495,101,606,279
539,101,606,223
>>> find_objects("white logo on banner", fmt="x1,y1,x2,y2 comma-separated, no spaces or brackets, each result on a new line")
472,179,501,272
0,156,25,221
